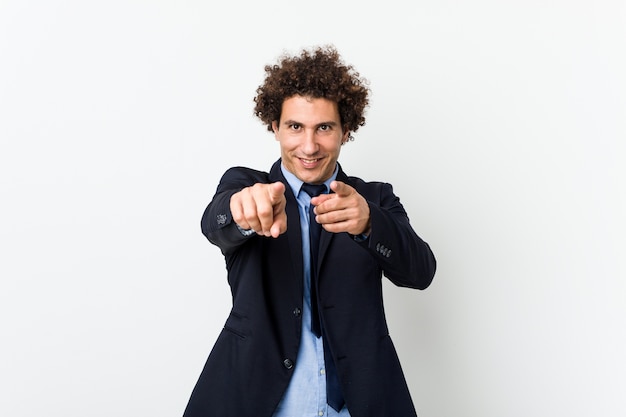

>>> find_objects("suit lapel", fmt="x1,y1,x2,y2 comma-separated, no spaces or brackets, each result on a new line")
270,160,350,287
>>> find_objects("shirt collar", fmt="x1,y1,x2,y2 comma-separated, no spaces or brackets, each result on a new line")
280,163,339,198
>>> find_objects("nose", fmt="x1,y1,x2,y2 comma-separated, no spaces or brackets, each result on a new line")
301,129,318,155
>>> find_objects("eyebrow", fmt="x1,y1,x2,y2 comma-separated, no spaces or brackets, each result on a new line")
282,119,339,127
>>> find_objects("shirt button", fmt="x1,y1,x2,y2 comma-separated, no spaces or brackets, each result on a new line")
293,307,302,317
283,358,294,369
318,411,324,416
320,368,326,375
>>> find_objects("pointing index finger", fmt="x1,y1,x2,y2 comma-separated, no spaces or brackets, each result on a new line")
330,180,354,196
267,181,286,202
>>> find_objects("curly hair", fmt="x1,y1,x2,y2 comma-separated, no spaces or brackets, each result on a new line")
253,45,370,136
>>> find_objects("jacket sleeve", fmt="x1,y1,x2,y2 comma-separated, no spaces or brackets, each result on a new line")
200,167,269,256
357,181,436,290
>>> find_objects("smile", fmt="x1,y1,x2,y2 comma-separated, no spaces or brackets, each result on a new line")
300,157,322,164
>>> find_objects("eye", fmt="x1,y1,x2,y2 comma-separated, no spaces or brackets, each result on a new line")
318,124,331,132
289,123,302,131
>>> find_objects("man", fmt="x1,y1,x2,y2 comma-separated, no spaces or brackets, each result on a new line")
184,45,436,417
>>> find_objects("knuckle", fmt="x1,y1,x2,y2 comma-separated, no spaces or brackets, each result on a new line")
257,206,273,218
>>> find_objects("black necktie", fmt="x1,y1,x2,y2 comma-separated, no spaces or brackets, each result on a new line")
301,183,326,337
301,183,345,412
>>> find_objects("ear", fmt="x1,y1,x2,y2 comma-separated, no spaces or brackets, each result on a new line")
341,129,350,144
271,121,280,140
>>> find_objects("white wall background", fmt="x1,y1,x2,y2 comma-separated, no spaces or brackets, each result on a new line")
1,1,624,416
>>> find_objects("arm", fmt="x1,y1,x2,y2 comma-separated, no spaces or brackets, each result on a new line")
312,180,436,290
365,185,436,289
200,167,286,256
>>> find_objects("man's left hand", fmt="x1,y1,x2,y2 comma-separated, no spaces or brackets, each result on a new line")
310,180,371,236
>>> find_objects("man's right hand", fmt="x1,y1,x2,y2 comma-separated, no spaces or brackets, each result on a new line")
230,182,287,238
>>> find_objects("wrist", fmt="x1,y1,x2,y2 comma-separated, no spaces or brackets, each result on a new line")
236,224,256,237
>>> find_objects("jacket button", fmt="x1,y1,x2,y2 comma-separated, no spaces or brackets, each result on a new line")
293,307,302,317
283,359,294,369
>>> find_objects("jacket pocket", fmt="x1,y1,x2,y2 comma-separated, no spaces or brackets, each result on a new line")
223,310,248,339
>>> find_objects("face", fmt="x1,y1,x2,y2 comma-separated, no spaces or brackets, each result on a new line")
272,95,349,184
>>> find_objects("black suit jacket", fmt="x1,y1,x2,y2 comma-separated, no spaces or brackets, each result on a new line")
184,160,436,417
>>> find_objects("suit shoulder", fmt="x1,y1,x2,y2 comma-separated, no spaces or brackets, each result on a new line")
345,175,387,187
219,166,271,186
345,175,393,196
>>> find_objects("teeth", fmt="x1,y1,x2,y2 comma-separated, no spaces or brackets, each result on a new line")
302,158,319,163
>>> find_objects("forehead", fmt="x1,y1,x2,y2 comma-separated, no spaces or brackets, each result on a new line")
280,95,340,124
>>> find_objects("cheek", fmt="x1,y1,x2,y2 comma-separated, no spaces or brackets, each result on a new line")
278,139,300,157
328,140,343,155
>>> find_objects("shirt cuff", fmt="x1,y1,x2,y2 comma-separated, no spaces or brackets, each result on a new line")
236,224,256,237
352,233,369,242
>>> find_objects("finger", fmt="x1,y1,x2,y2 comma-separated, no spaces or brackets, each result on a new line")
238,184,273,235
330,180,354,197
267,181,286,203
270,210,288,238
317,205,352,224
321,220,352,233
259,182,285,236
255,194,278,236
230,191,254,230
254,182,285,236
320,208,370,235
269,188,287,237
310,193,335,207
